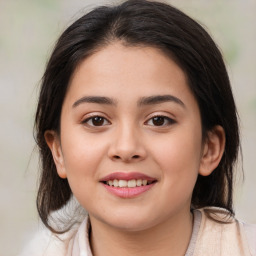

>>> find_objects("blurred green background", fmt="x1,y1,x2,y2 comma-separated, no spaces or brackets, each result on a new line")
0,0,255,255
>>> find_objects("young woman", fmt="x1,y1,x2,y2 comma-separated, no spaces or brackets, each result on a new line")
24,0,256,255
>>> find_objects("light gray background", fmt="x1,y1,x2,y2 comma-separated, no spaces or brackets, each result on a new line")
0,0,255,255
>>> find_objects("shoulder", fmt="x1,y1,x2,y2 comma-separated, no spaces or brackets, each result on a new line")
194,207,256,256
242,222,256,256
17,222,81,256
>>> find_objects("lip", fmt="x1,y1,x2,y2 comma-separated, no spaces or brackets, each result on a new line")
100,172,156,182
102,183,155,198
100,172,157,198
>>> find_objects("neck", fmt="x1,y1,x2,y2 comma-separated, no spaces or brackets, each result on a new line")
89,209,193,256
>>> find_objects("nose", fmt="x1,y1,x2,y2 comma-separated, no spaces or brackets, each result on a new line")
108,125,147,163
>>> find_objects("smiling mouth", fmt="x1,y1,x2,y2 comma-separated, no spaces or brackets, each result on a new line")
102,179,157,188
100,173,157,198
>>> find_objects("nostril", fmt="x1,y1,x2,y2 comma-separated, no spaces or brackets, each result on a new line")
112,154,140,160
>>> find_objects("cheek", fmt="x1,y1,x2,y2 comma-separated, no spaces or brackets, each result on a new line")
60,127,108,181
149,128,202,188
152,133,202,167
60,132,108,207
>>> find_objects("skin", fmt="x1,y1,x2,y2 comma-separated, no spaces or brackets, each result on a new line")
46,42,225,256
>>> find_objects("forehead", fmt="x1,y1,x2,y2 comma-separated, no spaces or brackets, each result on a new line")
65,42,196,108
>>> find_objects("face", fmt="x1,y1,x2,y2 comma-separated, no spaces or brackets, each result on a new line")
47,42,214,232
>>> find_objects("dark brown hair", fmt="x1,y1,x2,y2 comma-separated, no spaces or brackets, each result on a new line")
35,0,240,233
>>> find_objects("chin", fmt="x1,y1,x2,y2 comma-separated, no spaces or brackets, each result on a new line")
93,208,159,232
109,218,154,232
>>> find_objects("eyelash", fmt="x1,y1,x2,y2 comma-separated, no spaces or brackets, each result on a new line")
81,115,175,128
81,115,111,127
145,115,176,127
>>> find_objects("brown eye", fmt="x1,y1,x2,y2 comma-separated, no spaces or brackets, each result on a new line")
82,116,110,127
146,115,175,127
152,116,165,126
91,116,104,126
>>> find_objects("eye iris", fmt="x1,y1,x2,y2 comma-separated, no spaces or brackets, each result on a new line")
92,116,104,126
152,116,165,126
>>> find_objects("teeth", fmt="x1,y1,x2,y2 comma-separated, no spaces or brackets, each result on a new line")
119,180,127,187
113,179,119,187
128,179,136,188
106,179,152,188
136,179,142,186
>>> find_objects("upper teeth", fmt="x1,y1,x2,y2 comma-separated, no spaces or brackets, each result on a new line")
107,179,149,188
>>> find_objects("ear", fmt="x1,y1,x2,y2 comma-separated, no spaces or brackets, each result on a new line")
44,130,67,179
199,125,225,176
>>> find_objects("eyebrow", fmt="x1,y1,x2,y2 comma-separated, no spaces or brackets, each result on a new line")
72,94,185,108
72,96,117,108
138,95,185,108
